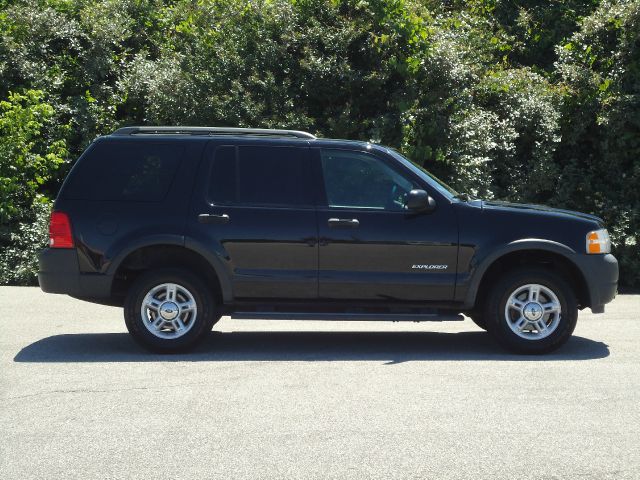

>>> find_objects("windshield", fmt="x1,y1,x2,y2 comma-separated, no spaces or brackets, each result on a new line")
383,147,459,199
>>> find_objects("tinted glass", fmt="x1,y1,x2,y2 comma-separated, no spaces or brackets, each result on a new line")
385,147,458,199
320,149,416,210
209,146,236,204
209,146,312,206
63,141,182,202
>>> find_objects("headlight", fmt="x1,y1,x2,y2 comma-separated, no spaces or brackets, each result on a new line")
586,229,611,254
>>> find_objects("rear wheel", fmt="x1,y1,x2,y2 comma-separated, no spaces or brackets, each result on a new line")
484,269,577,354
124,269,220,353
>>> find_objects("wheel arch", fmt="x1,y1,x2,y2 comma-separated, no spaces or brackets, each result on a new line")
466,240,590,311
110,243,232,305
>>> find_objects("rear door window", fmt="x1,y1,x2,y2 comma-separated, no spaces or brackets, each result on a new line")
208,145,313,207
63,141,183,202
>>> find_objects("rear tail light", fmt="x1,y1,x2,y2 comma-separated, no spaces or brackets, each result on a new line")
49,211,74,248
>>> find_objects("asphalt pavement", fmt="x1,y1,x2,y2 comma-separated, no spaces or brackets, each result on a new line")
1,287,638,479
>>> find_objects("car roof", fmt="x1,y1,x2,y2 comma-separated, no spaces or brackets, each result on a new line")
105,126,374,150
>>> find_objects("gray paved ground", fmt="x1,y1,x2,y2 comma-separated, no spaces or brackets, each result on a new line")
0,287,638,479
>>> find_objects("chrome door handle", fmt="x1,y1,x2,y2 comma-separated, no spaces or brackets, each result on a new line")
327,218,359,228
198,213,230,225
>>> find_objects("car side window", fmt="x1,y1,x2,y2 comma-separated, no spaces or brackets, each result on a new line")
63,142,183,202
209,145,313,207
320,149,417,210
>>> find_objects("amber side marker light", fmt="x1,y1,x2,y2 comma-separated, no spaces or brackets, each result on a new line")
49,211,74,248
586,229,610,254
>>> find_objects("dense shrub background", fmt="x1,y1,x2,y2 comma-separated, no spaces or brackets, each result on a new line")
0,0,638,287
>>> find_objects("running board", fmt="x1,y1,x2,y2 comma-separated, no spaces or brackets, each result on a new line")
230,312,464,322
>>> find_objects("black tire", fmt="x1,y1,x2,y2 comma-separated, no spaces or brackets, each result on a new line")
484,268,578,354
124,268,221,353
468,312,488,331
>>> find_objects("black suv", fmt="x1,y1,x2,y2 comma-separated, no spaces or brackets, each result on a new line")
39,126,619,354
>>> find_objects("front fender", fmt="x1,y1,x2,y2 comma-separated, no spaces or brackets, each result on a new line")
460,238,578,309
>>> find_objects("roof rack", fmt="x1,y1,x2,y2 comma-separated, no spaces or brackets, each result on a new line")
112,126,316,139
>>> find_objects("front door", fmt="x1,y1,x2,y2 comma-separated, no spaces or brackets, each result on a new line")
189,141,318,299
316,148,458,302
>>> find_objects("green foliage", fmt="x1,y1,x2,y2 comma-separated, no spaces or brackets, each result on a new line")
120,0,432,145
0,89,65,285
491,0,600,70
0,197,52,285
0,0,639,287
0,90,66,224
473,68,562,202
555,0,640,288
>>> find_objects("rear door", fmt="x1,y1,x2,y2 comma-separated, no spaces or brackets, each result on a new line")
316,147,458,301
189,140,318,299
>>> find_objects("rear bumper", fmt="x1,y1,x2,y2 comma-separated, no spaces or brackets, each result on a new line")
574,253,618,313
38,248,81,294
38,248,113,300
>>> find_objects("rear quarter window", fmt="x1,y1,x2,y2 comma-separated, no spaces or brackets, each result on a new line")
62,141,183,202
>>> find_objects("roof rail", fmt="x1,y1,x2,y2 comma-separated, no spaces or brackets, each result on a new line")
112,126,316,139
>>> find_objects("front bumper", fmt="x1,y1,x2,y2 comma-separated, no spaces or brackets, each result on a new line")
38,248,113,300
574,253,618,313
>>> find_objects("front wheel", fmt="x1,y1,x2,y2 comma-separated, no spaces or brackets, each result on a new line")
124,269,220,353
468,312,488,331
484,269,578,354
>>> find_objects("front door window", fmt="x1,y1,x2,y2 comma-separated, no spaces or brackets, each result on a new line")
320,149,417,211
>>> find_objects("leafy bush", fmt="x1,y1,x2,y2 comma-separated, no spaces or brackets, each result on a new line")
0,197,51,285
554,0,640,288
0,89,66,285
0,0,638,287
0,90,66,224
473,68,562,203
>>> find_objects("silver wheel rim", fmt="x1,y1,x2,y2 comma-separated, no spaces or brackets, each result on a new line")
140,283,198,339
504,283,561,340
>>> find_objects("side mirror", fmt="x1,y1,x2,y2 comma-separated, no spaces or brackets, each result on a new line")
406,189,436,212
